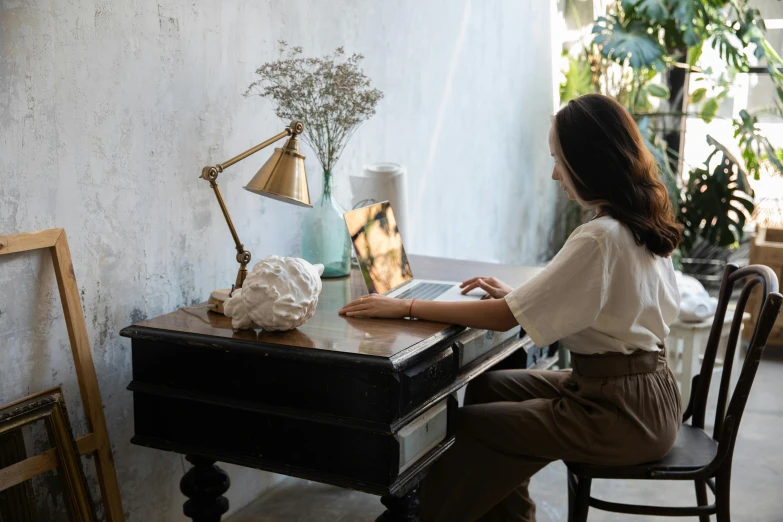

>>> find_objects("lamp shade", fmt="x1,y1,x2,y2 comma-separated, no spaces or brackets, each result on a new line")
244,137,311,207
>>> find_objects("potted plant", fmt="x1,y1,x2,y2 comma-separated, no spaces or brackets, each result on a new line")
246,42,383,277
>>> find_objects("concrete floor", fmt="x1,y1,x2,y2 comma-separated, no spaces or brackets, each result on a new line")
228,350,783,522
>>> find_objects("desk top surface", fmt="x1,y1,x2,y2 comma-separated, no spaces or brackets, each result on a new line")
123,255,542,359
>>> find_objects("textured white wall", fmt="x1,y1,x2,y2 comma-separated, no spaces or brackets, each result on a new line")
0,1,557,520
334,1,560,263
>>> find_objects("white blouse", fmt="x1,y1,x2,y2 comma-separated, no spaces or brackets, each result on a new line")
504,216,680,355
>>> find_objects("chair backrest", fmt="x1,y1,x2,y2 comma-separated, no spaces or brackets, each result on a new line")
685,264,782,473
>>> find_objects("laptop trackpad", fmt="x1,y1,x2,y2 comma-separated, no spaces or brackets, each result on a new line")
435,284,486,301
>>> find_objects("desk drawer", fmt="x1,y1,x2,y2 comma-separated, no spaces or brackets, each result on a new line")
454,328,520,369
401,346,456,412
396,399,448,474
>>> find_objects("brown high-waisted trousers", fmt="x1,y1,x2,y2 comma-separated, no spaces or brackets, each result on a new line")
419,349,681,522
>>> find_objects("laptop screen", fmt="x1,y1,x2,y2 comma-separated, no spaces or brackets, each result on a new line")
344,201,413,294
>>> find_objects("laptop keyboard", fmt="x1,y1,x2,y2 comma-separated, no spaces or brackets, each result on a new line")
396,282,454,301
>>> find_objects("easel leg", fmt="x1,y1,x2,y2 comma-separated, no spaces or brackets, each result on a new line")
180,455,230,522
376,486,420,522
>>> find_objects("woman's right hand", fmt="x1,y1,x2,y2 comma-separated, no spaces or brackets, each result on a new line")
460,277,514,299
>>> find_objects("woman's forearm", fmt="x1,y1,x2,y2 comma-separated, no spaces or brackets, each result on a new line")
338,292,521,331
408,297,520,332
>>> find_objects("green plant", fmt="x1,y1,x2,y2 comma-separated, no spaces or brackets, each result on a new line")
680,136,755,251
558,0,783,257
592,13,666,71
590,0,783,158
560,52,595,102
734,108,783,179
598,1,779,77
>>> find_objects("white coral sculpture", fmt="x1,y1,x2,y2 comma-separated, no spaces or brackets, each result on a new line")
223,256,324,331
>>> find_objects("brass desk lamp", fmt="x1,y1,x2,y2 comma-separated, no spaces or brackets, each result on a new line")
200,120,310,314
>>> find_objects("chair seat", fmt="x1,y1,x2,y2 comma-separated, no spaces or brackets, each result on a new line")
566,424,718,480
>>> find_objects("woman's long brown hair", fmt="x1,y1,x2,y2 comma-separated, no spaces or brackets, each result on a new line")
553,94,682,257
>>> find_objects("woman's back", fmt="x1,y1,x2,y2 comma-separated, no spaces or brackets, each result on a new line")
505,215,680,355
568,216,679,354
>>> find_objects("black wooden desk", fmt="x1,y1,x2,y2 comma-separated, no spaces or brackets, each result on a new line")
120,255,545,522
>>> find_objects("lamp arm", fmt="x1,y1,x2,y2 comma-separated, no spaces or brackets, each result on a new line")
217,128,292,171
199,121,304,292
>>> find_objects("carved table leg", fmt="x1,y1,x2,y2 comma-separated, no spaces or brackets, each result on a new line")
375,486,421,522
180,455,230,522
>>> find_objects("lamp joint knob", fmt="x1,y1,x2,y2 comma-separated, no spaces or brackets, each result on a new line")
237,251,251,265
288,120,304,137
201,166,220,181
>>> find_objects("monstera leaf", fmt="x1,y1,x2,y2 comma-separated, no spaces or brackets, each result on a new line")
734,109,783,179
680,136,755,252
711,25,749,70
621,0,669,22
593,15,666,70
706,135,753,193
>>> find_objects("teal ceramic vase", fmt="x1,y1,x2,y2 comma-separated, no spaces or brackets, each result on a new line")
301,170,352,278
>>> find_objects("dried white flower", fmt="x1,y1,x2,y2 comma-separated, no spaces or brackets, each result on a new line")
245,42,384,173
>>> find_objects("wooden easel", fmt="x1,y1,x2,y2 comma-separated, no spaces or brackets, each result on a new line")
0,229,124,522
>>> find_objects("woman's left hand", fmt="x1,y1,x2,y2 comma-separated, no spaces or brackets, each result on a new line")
460,276,513,299
339,294,410,319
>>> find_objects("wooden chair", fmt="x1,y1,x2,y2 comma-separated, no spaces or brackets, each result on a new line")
566,264,782,522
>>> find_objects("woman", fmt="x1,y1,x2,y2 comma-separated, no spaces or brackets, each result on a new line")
339,93,682,522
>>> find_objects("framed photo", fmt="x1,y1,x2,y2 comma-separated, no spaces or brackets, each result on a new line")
0,387,95,521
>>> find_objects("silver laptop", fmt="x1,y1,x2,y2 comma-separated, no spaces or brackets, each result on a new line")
343,201,483,301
